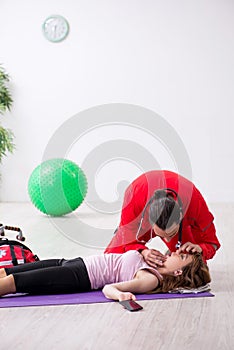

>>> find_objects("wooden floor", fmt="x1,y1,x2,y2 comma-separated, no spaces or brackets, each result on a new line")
0,202,233,350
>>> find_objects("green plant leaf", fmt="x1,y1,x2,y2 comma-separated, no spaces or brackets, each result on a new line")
0,126,15,163
0,65,14,163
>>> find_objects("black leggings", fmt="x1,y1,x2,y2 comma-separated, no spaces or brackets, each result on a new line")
4,258,91,295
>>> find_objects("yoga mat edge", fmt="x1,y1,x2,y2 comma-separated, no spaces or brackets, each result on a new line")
0,291,214,308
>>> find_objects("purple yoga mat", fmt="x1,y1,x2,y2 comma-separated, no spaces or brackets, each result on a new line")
0,290,214,308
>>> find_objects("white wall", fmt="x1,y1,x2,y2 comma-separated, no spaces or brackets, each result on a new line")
0,0,233,204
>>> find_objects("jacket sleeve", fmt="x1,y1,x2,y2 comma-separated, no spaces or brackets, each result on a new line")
189,190,221,260
197,223,221,260
104,185,148,253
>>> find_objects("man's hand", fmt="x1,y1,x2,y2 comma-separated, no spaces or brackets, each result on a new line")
141,249,167,268
177,242,202,254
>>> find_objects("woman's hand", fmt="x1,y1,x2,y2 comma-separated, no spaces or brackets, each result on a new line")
118,292,136,302
102,285,136,301
177,242,202,254
141,249,167,268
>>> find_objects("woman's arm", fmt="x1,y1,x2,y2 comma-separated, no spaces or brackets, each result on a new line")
102,270,159,301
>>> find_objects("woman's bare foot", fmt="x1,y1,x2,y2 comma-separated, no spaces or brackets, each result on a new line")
0,275,16,296
0,268,7,278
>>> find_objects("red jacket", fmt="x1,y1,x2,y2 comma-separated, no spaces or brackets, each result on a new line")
105,170,220,261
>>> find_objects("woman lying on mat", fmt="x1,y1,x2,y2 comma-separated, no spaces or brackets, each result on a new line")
0,250,210,301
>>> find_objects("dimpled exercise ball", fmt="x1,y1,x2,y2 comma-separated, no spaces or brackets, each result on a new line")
28,158,88,216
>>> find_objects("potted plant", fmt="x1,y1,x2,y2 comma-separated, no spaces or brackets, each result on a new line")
0,65,14,164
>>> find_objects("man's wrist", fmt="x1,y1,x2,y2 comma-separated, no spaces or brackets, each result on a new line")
138,248,147,254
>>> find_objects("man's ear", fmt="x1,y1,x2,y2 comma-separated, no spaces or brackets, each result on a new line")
173,269,183,276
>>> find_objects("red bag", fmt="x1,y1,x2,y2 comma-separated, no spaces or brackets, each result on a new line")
0,223,39,268
0,239,39,268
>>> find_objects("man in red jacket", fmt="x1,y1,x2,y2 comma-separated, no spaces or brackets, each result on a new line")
105,170,220,267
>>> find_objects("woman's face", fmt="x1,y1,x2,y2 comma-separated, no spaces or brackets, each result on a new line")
161,252,193,275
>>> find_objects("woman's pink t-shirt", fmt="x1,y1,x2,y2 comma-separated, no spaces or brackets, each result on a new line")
83,250,162,290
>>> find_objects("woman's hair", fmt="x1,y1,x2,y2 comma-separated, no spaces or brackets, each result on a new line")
154,253,211,293
149,190,181,229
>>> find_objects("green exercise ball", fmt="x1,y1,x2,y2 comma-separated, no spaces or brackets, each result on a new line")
28,158,88,216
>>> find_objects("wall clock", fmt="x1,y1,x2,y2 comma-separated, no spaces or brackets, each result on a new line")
42,15,69,43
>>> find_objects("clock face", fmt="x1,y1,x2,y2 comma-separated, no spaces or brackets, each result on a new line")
42,15,69,42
